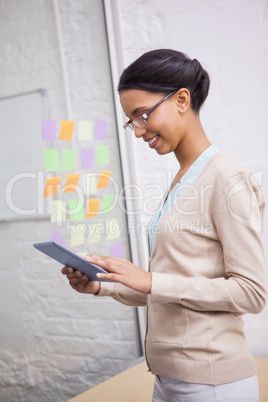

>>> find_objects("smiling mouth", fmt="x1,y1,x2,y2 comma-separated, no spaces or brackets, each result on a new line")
147,135,159,145
145,135,160,149
145,135,159,145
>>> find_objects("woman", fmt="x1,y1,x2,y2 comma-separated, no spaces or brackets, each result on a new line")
62,49,266,401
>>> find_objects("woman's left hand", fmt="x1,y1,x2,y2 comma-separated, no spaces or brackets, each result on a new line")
86,255,152,294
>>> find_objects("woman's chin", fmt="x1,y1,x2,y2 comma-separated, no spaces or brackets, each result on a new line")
155,147,172,156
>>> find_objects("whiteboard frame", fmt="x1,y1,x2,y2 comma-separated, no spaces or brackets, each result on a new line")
103,0,147,352
0,89,49,222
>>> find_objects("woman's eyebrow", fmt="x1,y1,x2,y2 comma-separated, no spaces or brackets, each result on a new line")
131,105,148,117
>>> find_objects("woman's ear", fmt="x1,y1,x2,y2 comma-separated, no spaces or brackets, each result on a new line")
176,88,191,113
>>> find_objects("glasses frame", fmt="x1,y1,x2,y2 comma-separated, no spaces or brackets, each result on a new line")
123,91,177,132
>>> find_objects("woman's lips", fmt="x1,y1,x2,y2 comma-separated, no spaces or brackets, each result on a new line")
145,135,160,148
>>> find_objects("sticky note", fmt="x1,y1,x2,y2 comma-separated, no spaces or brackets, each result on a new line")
41,119,56,140
95,120,107,139
61,150,76,170
96,145,109,165
50,200,67,223
59,120,74,141
83,173,97,196
78,120,93,141
97,171,111,189
63,174,80,193
50,230,65,246
110,242,122,258
44,149,59,171
81,149,94,169
70,231,85,247
69,199,84,221
77,252,88,258
43,177,61,197
107,219,121,240
86,198,100,218
87,224,102,245
100,194,115,214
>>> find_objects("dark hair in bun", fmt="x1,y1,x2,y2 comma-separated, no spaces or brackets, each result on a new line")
118,49,210,113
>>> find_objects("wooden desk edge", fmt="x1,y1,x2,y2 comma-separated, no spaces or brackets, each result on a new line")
68,357,268,402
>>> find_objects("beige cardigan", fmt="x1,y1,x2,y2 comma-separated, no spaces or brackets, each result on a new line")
97,152,267,385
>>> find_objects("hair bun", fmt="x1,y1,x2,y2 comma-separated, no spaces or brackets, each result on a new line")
190,59,210,111
118,49,210,112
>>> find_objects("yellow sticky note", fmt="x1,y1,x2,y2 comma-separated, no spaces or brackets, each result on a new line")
78,120,93,141
97,171,111,189
70,231,85,247
63,174,80,193
83,173,97,196
87,224,102,245
43,177,61,197
86,198,100,218
59,121,74,141
50,200,67,223
107,219,121,240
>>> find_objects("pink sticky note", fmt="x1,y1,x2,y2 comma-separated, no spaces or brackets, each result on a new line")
110,242,122,258
81,149,94,169
41,119,56,140
50,230,65,246
95,120,107,139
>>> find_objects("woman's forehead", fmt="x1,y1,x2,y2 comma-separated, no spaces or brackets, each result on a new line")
119,89,162,116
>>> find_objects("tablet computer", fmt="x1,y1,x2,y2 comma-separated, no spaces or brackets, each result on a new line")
33,241,110,282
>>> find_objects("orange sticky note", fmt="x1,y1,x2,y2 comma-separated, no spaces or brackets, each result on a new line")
63,174,80,193
86,198,100,218
43,177,61,197
97,171,111,189
59,121,74,141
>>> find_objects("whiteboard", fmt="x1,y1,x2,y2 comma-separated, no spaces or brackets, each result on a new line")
0,90,48,221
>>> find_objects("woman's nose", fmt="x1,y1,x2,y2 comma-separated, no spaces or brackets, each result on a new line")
134,125,147,138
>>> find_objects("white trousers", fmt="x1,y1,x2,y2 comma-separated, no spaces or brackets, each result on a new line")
152,374,259,402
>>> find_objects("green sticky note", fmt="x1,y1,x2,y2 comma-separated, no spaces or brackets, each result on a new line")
78,120,93,141
101,194,115,214
69,200,84,221
44,149,59,171
61,150,76,170
96,145,109,165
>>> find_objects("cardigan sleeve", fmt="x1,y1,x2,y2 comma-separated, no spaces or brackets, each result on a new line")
150,173,267,314
95,281,147,307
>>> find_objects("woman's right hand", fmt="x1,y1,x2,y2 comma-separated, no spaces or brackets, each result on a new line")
61,267,101,295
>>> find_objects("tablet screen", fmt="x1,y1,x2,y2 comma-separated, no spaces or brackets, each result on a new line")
33,241,110,282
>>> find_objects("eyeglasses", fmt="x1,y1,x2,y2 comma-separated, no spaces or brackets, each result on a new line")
123,91,177,133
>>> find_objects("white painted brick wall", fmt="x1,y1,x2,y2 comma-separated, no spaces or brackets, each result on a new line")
0,1,140,401
1,0,268,400
115,0,268,356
